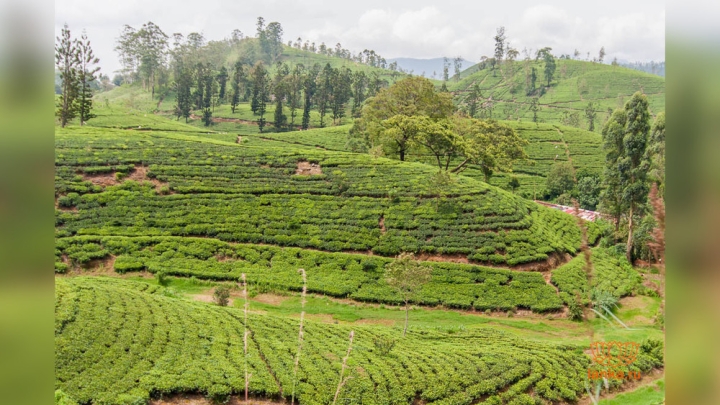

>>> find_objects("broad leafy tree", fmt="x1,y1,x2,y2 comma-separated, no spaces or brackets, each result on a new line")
358,76,454,161
450,119,528,182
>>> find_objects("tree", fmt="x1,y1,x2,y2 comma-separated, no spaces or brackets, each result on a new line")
250,62,269,132
265,22,284,62
315,63,333,127
493,27,506,76
351,70,367,118
466,83,481,118
357,76,454,161
287,64,304,129
216,66,228,102
542,50,556,86
404,116,461,171
453,57,462,82
601,92,652,261
546,161,576,198
450,119,528,182
174,61,192,122
600,109,627,230
646,112,665,193
272,62,289,131
213,285,231,306
442,57,450,83
620,92,652,261
134,22,169,98
527,67,537,96
331,67,353,125
115,25,138,84
508,176,520,193
230,61,245,113
385,253,432,336
201,65,214,127
55,24,80,127
576,172,602,210
598,46,606,64
75,31,100,125
301,64,320,130
530,97,539,123
585,101,597,132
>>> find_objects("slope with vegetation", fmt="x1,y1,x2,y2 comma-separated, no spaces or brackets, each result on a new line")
55,277,663,405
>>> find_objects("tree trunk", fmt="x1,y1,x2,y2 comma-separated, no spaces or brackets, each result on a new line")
403,300,409,337
399,148,405,162
626,204,634,262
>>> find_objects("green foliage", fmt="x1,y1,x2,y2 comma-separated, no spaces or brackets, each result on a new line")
546,161,576,198
355,76,454,161
55,236,566,313
551,248,641,306
372,336,396,356
568,291,584,321
213,284,231,306
55,390,79,405
55,277,594,404
55,126,591,267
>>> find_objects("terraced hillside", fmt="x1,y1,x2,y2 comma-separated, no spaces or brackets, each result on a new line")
259,121,603,197
54,277,663,405
449,59,664,126
55,126,599,268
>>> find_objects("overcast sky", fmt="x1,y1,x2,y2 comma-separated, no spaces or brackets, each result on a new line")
55,0,665,76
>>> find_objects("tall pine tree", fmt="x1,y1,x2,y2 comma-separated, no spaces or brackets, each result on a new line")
76,30,100,125
272,62,289,131
55,24,80,127
301,64,319,130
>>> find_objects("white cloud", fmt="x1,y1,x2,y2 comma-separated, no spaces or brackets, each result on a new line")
54,1,665,75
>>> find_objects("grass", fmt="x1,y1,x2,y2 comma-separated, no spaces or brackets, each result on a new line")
599,378,664,404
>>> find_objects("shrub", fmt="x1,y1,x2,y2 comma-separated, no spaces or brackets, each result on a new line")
373,336,396,356
156,270,169,286
213,285,231,306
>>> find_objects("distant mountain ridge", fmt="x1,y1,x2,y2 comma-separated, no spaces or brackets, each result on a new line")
387,57,477,78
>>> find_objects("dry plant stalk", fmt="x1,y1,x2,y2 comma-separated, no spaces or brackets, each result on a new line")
241,273,251,403
291,268,307,405
332,330,355,405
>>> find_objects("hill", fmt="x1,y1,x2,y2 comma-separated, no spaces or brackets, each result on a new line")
387,57,477,78
448,59,665,127
261,121,603,198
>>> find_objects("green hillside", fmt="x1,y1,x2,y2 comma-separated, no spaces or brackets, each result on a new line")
55,125,599,267
449,59,664,127
259,121,603,197
54,277,662,405
55,38,665,404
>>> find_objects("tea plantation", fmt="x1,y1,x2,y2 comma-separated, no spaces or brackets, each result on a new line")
54,277,663,405
55,127,600,267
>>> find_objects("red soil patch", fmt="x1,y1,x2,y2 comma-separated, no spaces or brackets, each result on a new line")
416,253,470,264
150,394,284,405
80,165,170,193
295,161,322,175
